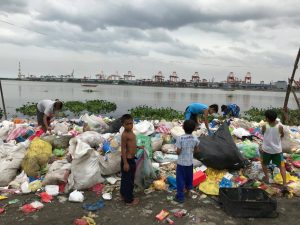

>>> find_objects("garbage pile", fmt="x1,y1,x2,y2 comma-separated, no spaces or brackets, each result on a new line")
0,114,300,218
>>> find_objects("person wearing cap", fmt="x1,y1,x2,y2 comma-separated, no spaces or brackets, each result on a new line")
221,104,240,118
36,99,63,131
184,103,219,136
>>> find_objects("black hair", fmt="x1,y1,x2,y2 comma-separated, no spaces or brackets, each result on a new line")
183,120,197,134
265,110,277,122
121,114,133,124
54,101,63,110
209,104,219,113
221,105,227,112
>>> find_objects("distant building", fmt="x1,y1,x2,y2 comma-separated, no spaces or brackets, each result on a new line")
274,81,287,90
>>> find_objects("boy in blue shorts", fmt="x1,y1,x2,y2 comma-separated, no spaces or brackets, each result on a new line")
261,110,287,190
175,120,200,203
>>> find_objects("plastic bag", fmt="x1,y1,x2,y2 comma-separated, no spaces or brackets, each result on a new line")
53,122,69,135
274,172,299,185
153,179,166,190
194,123,247,170
69,190,84,202
135,149,157,189
134,121,155,136
67,140,104,191
170,126,185,139
42,159,71,185
69,131,104,150
21,140,52,177
0,143,27,186
153,151,178,163
199,168,227,195
99,151,121,175
136,134,153,158
151,135,163,152
232,128,251,139
45,185,59,196
236,141,259,159
161,144,177,154
9,171,29,189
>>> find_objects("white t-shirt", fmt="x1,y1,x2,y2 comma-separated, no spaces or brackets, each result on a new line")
175,134,200,166
262,124,282,154
37,100,55,116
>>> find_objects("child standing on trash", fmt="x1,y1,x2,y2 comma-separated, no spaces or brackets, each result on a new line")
120,114,139,205
261,110,287,191
175,120,200,203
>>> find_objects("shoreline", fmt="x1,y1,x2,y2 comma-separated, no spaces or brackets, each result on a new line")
0,77,292,93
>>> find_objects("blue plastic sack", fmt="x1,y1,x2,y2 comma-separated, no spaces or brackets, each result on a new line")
219,178,232,188
167,176,177,190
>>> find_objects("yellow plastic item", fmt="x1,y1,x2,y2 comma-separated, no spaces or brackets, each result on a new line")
199,168,227,196
22,138,52,177
288,181,300,197
0,195,8,200
29,180,42,192
274,172,299,185
199,179,220,195
153,179,166,190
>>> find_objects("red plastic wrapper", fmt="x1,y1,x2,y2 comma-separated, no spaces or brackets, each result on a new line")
40,192,53,203
21,204,38,213
74,218,88,225
0,208,5,214
59,182,66,193
155,209,169,221
91,183,105,196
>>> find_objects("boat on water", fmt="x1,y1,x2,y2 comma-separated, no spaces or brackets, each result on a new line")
81,84,98,87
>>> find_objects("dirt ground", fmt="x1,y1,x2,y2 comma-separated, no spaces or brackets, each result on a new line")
0,189,299,225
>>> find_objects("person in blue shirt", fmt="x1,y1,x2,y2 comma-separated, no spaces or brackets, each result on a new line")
184,103,218,135
221,104,240,118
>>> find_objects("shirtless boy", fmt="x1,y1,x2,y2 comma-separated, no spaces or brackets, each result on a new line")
120,114,139,205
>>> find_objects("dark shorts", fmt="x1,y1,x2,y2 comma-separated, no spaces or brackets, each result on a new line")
262,152,284,167
36,108,50,131
184,107,198,124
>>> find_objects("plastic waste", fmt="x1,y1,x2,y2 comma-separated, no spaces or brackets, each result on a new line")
166,176,176,190
45,185,59,196
53,148,65,157
155,209,169,221
82,200,104,211
39,192,53,203
193,171,206,187
153,179,167,190
0,208,5,214
21,201,44,213
219,177,233,188
21,181,31,193
174,209,187,218
102,193,112,200
69,190,84,203
29,180,42,192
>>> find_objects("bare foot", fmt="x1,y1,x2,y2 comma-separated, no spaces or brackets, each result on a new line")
126,198,139,206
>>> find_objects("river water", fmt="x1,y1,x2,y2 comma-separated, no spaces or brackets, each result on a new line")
0,80,297,118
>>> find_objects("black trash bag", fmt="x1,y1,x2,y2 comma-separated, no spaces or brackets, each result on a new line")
103,118,122,133
194,122,247,170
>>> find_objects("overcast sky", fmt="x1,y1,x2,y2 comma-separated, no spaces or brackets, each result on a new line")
0,0,299,82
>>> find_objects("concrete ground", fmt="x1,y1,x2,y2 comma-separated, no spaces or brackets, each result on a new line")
0,189,298,225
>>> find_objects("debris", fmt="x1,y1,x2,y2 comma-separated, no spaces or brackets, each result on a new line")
82,200,104,211
155,209,169,221
69,190,84,203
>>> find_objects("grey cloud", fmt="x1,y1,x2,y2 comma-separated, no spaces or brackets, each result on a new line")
0,0,28,13
36,1,300,31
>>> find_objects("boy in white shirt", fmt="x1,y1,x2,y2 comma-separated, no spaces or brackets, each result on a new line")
175,120,200,203
261,110,287,190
